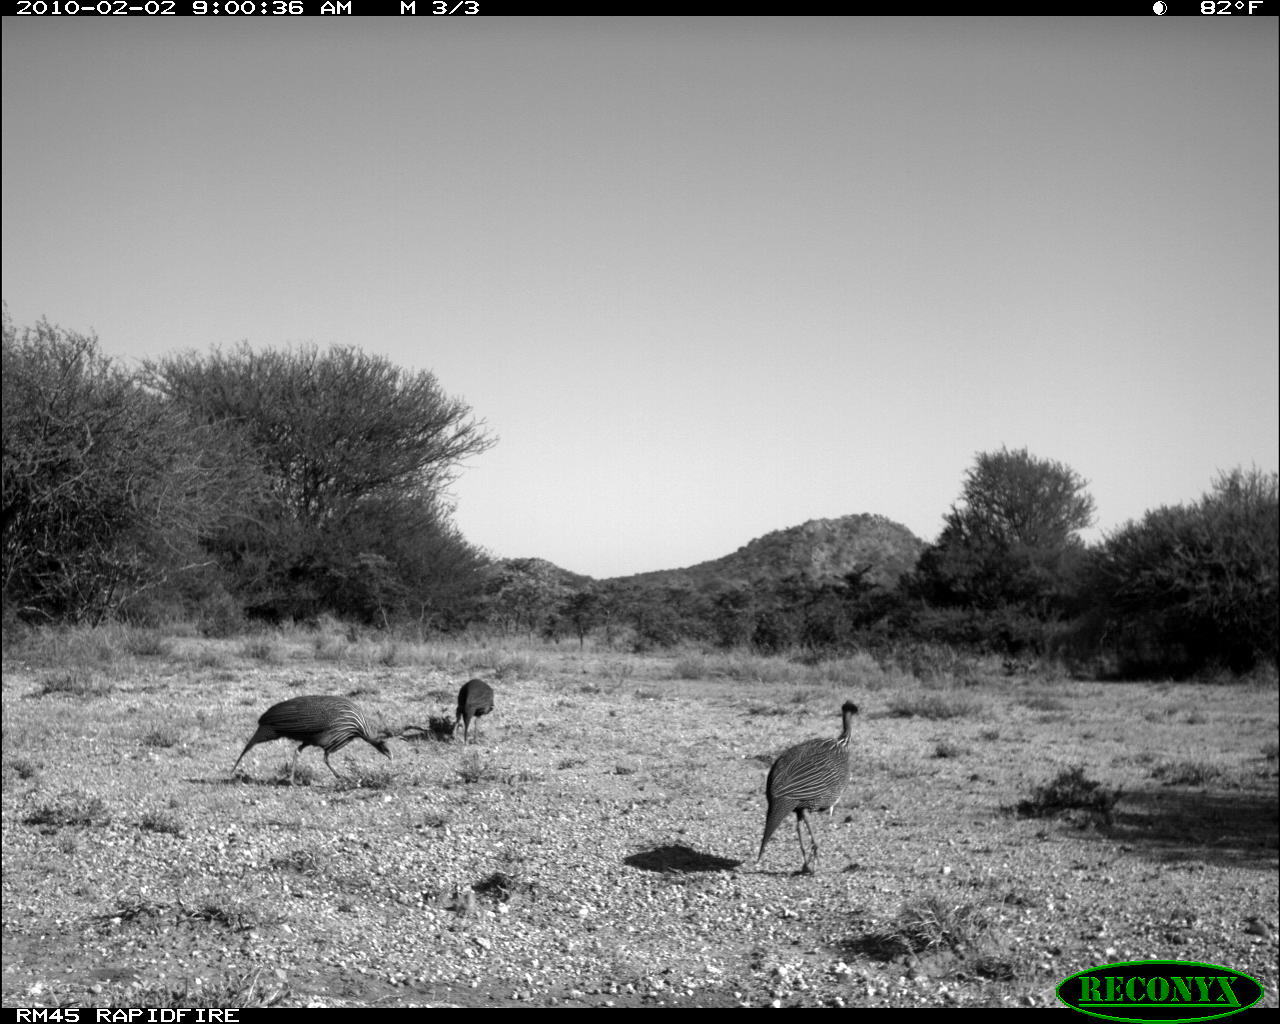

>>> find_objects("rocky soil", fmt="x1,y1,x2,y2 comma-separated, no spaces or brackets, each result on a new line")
3,638,1276,1008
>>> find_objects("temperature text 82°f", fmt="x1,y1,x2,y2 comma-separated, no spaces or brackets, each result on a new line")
1201,1,1265,11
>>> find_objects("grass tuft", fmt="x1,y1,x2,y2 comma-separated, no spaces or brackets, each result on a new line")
25,791,110,828
887,691,985,720
890,894,998,955
138,810,183,836
141,727,181,749
105,967,288,1010
36,670,112,698
1013,766,1120,823
4,757,41,783
1150,760,1225,787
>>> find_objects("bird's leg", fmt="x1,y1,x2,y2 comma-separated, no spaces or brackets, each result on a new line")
795,811,815,873
323,751,342,780
289,746,303,786
802,814,821,872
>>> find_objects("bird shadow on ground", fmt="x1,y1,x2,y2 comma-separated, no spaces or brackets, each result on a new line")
623,844,741,873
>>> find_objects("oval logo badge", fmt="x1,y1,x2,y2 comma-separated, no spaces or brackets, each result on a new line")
1057,960,1264,1023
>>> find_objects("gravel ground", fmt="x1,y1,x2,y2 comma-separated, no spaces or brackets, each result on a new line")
3,642,1277,1008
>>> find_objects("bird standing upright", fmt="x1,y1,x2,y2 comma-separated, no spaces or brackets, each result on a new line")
455,678,494,745
232,695,391,783
758,700,858,873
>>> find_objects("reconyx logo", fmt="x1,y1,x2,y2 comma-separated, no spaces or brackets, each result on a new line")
1057,960,1264,1023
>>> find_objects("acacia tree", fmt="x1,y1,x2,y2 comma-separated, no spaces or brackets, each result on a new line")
559,587,603,648
145,343,495,622
484,559,572,637
912,447,1095,617
3,314,255,625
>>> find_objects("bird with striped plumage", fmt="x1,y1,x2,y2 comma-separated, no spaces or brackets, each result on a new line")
758,701,858,873
232,695,390,783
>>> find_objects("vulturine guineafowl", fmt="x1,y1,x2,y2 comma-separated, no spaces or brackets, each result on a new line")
232,695,391,783
455,678,494,745
758,700,858,873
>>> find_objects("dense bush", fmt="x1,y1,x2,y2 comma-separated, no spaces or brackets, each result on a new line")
1085,468,1278,676
3,314,253,625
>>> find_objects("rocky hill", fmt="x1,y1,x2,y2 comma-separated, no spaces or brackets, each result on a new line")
610,514,926,591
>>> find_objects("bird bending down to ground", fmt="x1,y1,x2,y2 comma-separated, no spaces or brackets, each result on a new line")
758,700,859,873
232,695,391,783
455,678,494,744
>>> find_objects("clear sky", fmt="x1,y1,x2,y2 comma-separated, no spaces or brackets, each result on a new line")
3,17,1277,580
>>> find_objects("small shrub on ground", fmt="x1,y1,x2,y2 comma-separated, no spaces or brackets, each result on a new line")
472,848,534,903
890,894,998,955
4,757,40,783
141,727,181,749
472,869,527,903
1151,760,1225,786
847,894,1007,965
25,791,110,828
1150,760,1254,788
934,740,968,759
400,715,454,742
138,810,183,836
36,670,112,698
1013,766,1120,823
887,691,984,720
